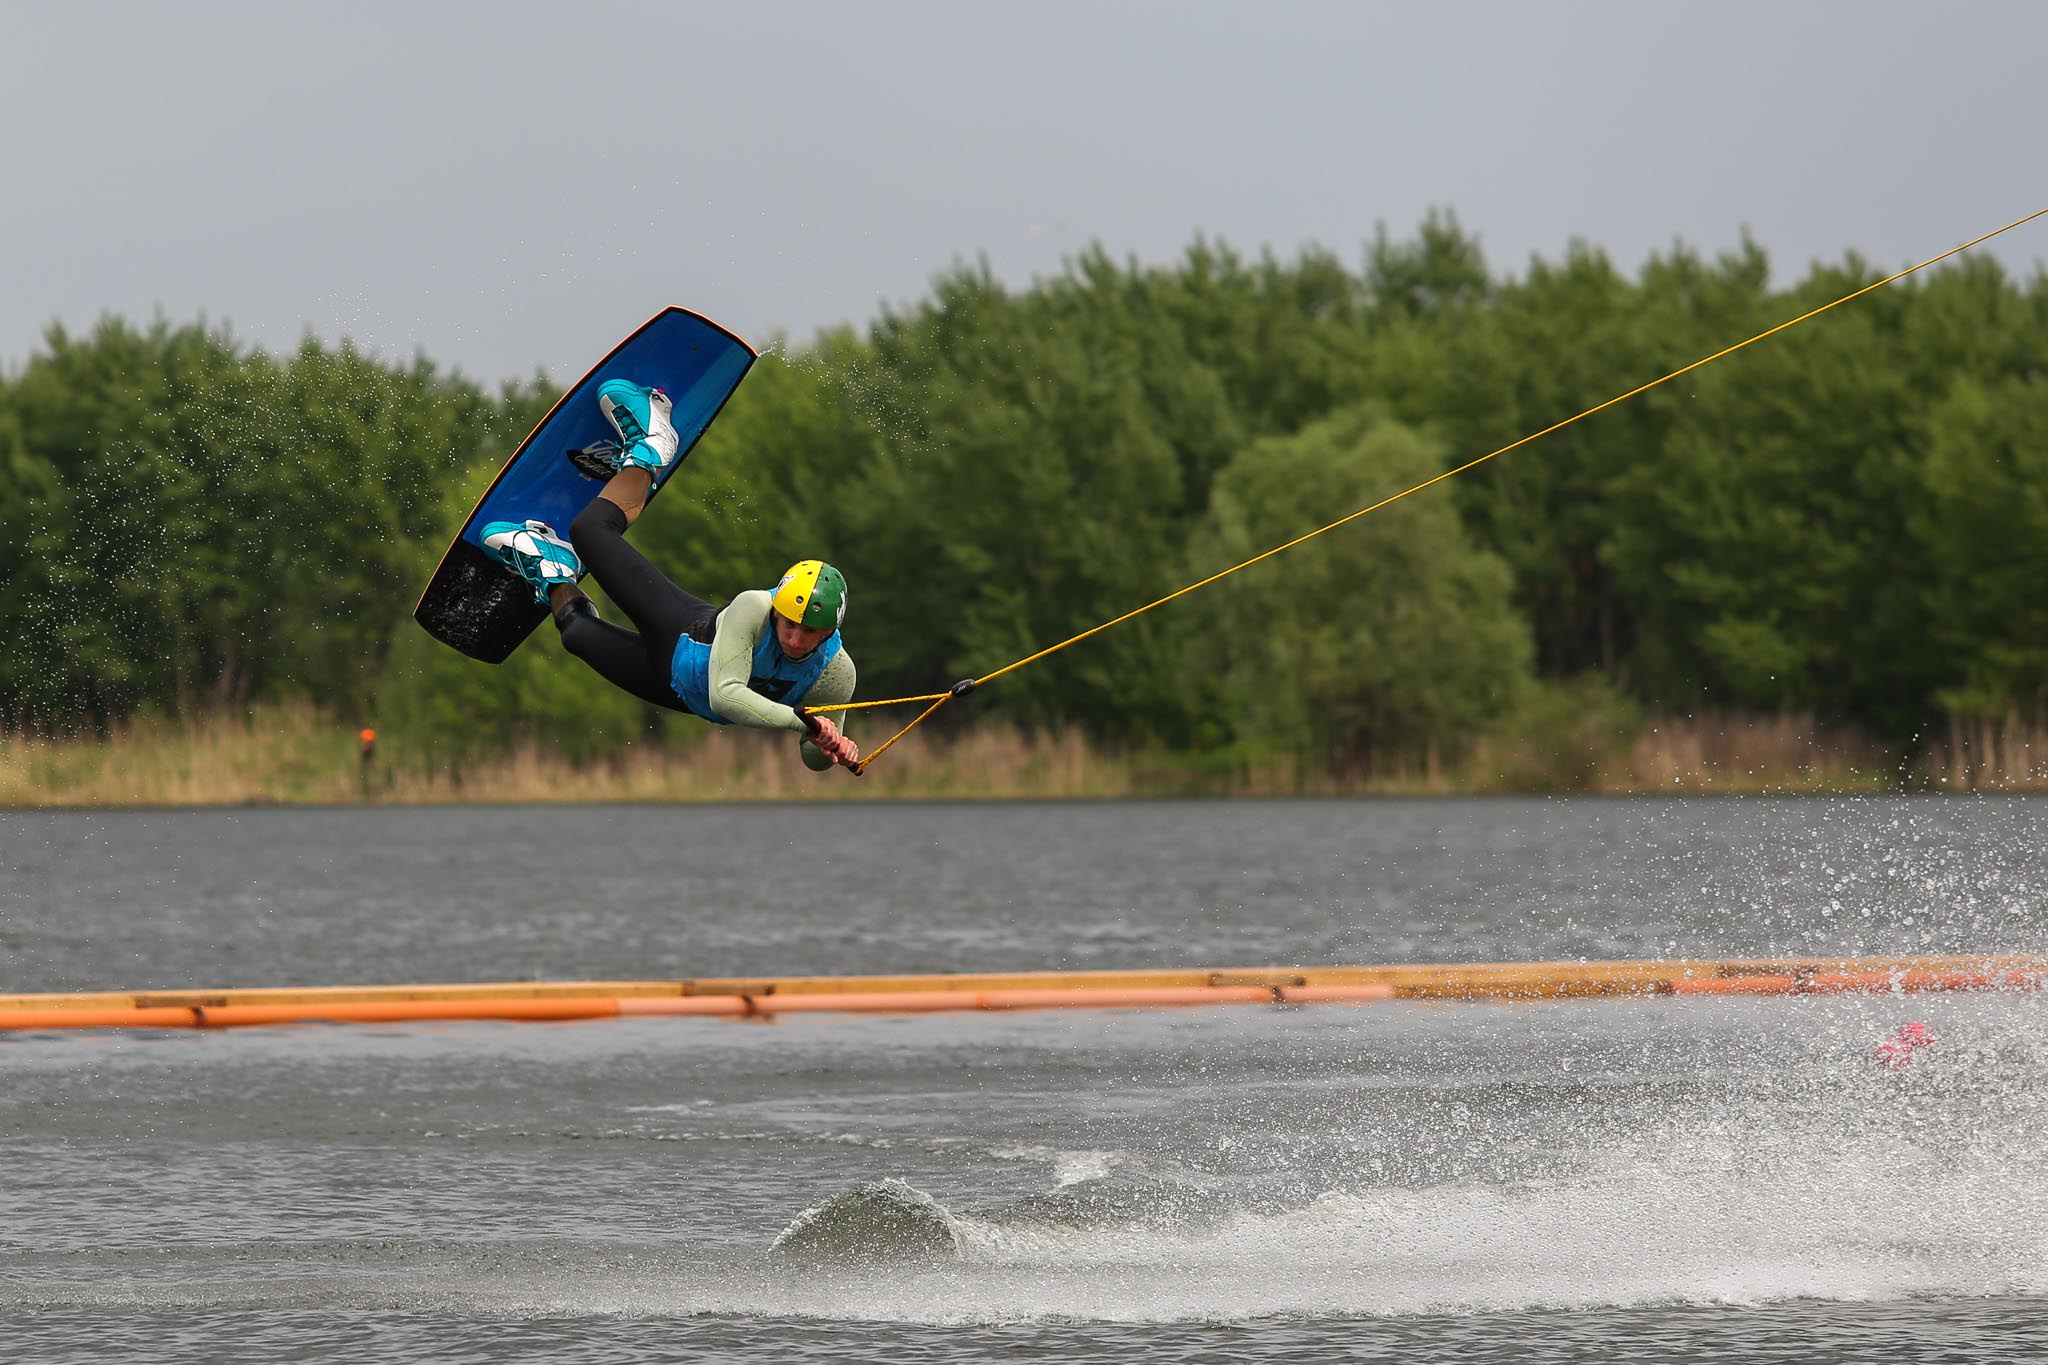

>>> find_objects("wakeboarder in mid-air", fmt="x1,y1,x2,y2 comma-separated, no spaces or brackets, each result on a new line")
478,380,860,773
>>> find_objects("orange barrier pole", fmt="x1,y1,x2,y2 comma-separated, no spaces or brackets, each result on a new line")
0,1006,202,1031
626,986,1288,1016
767,985,1282,1014
1668,975,1804,997
2,955,2042,1033
615,996,752,1018
1802,968,2006,995
1670,965,2033,999
1280,984,1401,1005
195,998,624,1028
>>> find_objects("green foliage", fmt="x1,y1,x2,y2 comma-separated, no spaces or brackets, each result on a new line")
1195,408,1531,771
0,406,68,722
3,219,2043,770
374,606,652,763
1913,374,2048,721
1364,207,1491,319
1,317,521,724
1484,673,1647,793
848,262,1202,740
634,331,881,604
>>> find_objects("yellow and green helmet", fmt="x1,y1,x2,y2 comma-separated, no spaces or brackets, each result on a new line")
772,560,848,630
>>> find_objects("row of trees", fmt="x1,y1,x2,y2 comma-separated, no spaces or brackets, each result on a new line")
4,214,2044,771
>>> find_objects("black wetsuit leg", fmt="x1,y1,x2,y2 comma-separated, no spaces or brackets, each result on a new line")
556,497,717,712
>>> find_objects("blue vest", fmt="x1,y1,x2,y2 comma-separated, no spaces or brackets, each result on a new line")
670,623,842,724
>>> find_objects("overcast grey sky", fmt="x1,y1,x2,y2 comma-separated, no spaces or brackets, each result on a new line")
3,1,2043,386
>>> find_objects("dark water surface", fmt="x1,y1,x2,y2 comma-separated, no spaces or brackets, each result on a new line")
3,797,2045,1362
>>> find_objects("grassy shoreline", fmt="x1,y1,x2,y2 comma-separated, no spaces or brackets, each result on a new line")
3,703,2043,808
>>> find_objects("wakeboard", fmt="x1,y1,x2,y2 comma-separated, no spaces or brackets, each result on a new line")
413,307,756,662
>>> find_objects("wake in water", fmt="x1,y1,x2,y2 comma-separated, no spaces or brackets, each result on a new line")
734,995,2048,1323
7,992,2047,1330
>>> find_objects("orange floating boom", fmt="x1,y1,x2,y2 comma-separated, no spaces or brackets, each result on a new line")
0,955,2042,1033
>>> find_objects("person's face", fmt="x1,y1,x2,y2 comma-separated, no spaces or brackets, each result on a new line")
775,614,831,659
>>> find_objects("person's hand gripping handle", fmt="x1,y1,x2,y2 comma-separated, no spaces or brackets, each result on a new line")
797,707,862,774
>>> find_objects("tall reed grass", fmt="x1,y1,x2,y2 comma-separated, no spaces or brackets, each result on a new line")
3,703,2042,808
1594,711,1901,793
0,703,1142,807
1917,714,2048,790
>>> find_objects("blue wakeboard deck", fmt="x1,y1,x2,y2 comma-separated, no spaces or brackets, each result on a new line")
414,307,756,662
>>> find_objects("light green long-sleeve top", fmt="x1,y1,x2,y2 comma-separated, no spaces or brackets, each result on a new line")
705,589,856,771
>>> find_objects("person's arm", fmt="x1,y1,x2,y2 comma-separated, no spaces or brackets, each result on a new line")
705,591,809,733
796,650,857,772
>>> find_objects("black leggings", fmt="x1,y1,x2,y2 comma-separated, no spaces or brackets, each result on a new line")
558,498,717,711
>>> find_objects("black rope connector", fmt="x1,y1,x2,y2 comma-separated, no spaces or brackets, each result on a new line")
949,678,979,699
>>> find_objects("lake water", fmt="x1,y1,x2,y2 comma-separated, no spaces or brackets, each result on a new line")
3,797,2045,1362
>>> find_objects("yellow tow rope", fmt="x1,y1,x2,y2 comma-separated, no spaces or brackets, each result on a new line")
814,206,2048,775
